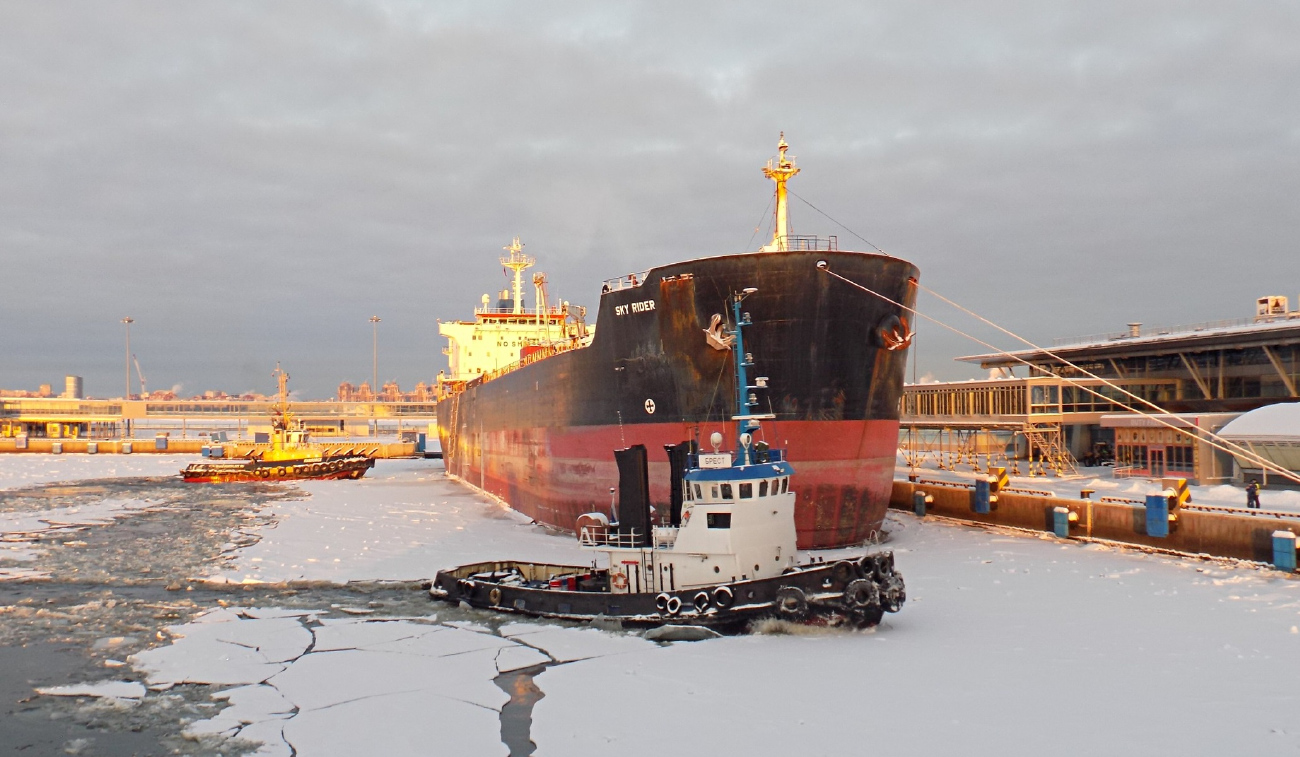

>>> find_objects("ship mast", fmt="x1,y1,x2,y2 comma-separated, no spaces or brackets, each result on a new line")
500,236,536,315
760,133,800,252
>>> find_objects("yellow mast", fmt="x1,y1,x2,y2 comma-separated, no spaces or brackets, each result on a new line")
760,133,800,252
500,236,536,315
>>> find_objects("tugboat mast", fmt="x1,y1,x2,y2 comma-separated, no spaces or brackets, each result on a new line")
729,288,764,463
500,236,535,315
760,133,800,252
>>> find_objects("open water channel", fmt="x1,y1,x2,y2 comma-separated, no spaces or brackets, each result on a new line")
0,475,559,756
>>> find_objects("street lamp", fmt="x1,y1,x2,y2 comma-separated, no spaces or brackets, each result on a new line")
369,315,381,396
121,317,134,400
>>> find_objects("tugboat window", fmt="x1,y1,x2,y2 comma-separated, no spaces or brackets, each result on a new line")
711,485,719,499
759,480,769,497
707,513,732,529
781,477,789,494
739,483,753,498
720,483,733,499
695,484,703,500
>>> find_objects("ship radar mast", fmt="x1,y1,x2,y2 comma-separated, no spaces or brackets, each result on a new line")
759,133,800,252
500,236,536,314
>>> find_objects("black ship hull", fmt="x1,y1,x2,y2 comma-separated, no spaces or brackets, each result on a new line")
438,249,919,548
431,552,905,630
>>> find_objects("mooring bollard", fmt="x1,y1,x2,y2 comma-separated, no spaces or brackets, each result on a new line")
1052,506,1071,538
973,478,991,514
913,490,929,517
1273,531,1297,573
1145,492,1169,538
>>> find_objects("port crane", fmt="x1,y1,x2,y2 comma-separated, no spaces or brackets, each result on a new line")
132,354,146,398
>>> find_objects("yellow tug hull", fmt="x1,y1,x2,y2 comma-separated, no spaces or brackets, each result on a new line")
181,456,374,483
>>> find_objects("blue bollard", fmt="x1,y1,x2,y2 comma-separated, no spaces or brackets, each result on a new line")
1273,531,1297,573
155,436,168,451
913,490,928,517
973,479,991,514
1053,506,1071,538
1145,492,1169,538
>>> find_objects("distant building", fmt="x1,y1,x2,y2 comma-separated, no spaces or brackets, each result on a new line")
902,295,1300,484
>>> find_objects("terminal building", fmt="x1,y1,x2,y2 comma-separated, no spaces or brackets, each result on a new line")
902,296,1300,484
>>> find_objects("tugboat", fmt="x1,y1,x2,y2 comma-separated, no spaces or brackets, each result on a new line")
431,288,906,630
181,365,375,483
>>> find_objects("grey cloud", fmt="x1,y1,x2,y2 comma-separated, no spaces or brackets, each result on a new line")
1,1,1297,397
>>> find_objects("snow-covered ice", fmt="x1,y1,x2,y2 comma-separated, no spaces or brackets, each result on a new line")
35,680,147,700
6,453,1300,755
0,453,191,491
213,460,583,584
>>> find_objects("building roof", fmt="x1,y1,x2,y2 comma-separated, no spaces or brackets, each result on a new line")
1218,402,1300,441
959,318,1300,368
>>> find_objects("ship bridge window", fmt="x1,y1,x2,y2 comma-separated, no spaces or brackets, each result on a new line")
706,513,732,529
695,484,703,500
719,483,733,500
739,483,753,499
781,477,789,494
759,481,769,497
711,485,719,499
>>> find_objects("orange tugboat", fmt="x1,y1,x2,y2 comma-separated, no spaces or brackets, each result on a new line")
181,365,375,483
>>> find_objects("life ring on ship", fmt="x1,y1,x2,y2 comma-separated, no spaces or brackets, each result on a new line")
711,585,734,609
611,572,629,591
692,591,711,613
488,587,502,606
664,595,682,616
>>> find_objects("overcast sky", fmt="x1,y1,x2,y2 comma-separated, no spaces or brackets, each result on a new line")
2,1,1297,398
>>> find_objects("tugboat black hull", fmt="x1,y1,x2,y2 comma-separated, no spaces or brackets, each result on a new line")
438,249,918,548
431,552,906,631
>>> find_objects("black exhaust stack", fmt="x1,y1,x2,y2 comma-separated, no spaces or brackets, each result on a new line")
615,445,651,547
664,440,695,527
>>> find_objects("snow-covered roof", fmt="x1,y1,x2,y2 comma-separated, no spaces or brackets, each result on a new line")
1218,402,1300,440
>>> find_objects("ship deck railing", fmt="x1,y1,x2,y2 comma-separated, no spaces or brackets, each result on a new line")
578,529,644,548
769,235,838,251
601,271,650,292
472,337,587,385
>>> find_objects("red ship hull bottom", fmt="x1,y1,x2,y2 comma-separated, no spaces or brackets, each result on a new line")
444,419,899,549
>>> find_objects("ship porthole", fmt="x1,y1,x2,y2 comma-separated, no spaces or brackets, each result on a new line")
644,399,656,414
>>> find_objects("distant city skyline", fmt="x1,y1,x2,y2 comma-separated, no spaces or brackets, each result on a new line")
3,2,1298,398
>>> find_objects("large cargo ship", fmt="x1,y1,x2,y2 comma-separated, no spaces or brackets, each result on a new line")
436,137,919,548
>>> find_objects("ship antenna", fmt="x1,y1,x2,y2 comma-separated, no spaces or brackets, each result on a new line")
759,133,799,252
500,236,536,315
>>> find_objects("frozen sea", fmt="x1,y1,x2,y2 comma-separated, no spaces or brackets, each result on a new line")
1,454,1298,756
